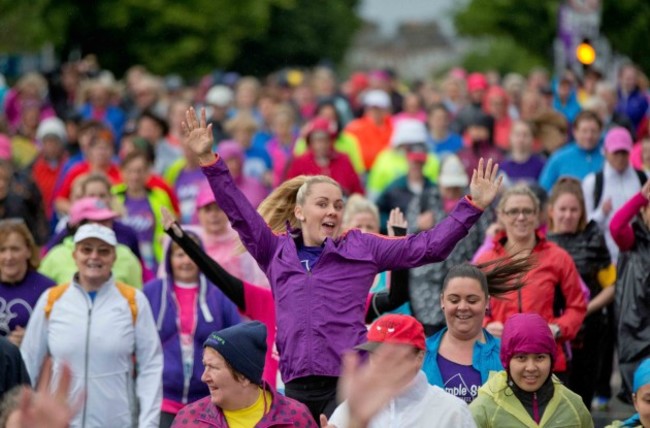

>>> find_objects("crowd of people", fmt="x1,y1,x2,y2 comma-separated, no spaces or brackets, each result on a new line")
0,56,649,427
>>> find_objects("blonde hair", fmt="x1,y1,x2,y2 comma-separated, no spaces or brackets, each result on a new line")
497,184,540,213
257,175,342,234
343,194,379,228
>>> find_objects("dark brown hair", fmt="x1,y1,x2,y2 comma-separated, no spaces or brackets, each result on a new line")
442,255,535,298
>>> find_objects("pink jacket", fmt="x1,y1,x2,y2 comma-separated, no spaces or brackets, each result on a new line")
171,384,316,428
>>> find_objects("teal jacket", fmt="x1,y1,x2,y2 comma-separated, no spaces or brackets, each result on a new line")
423,327,502,387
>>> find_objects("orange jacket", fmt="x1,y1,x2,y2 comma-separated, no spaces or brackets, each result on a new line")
475,231,587,372
344,115,393,170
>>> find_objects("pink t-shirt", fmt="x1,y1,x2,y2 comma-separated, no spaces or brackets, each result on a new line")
162,282,199,415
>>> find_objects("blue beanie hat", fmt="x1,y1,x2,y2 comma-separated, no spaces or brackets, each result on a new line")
203,321,267,385
633,358,650,393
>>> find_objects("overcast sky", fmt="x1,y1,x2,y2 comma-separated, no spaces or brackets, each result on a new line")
358,0,469,37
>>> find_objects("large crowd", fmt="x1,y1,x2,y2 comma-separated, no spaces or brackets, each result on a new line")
0,57,649,428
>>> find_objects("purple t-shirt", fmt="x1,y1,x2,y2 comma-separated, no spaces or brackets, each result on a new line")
122,195,156,271
0,270,55,335
174,168,205,224
297,245,323,272
501,155,546,183
437,353,482,403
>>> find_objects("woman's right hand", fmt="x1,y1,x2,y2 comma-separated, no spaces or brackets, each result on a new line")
182,107,215,165
161,206,183,238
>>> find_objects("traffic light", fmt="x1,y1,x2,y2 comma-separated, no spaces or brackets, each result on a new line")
576,39,596,66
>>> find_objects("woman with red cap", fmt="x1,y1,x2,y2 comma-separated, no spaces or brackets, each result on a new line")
469,313,593,427
285,118,363,196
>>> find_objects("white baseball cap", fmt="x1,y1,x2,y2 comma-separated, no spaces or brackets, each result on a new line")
438,155,469,188
363,89,391,109
391,119,427,147
74,224,117,247
205,85,234,107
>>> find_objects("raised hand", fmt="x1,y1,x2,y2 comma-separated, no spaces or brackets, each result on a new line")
181,107,215,165
161,206,183,238
387,207,407,237
339,344,420,428
470,158,503,210
14,362,81,428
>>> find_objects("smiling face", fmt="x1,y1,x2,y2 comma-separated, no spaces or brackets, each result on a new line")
440,277,487,340
606,150,630,173
169,245,199,283
509,353,552,392
634,384,650,428
294,182,344,246
73,238,116,289
549,192,582,234
499,194,539,244
201,347,248,410
0,232,31,283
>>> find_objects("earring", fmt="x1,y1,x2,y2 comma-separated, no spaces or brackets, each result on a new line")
441,306,445,311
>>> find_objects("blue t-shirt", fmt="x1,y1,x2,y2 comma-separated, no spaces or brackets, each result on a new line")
87,291,98,302
297,245,324,272
437,353,482,403
428,132,464,156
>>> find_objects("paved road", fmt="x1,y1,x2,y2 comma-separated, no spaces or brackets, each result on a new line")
592,365,636,428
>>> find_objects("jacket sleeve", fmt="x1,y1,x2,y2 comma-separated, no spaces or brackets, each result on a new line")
165,224,246,310
610,192,648,252
1,337,31,391
365,197,483,271
552,251,588,340
19,291,50,387
133,292,163,428
539,156,559,192
468,394,491,428
201,157,279,272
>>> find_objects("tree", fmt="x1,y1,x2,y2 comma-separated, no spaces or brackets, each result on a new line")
230,0,361,75
0,0,360,78
454,0,650,75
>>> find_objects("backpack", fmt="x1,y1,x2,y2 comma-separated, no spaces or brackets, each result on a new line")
44,282,138,324
593,169,647,207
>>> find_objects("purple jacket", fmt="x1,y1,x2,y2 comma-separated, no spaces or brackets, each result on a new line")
171,383,316,428
202,157,483,382
143,238,241,407
0,270,55,335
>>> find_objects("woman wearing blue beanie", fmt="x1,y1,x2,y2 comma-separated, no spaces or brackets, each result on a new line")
607,358,650,428
171,321,316,427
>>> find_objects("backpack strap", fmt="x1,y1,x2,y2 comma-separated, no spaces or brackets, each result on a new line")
635,169,648,187
44,283,70,320
593,171,604,208
115,281,138,325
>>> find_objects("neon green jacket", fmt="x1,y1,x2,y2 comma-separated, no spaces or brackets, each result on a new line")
366,149,440,199
469,371,594,428
112,184,174,264
163,158,187,185
293,132,366,175
38,237,143,289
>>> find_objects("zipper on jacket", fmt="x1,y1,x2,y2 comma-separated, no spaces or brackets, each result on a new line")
81,302,93,428
532,391,539,423
517,289,523,313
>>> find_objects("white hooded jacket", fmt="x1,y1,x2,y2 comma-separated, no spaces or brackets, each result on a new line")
20,275,163,428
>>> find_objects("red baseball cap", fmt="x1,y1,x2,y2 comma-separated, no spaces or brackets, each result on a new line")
355,314,426,351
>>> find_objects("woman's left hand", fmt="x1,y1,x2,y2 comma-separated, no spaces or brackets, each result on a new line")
469,158,503,210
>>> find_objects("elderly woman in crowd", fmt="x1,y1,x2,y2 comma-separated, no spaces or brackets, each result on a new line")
474,184,587,380
21,223,163,427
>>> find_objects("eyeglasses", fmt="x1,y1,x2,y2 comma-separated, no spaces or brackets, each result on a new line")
502,208,536,218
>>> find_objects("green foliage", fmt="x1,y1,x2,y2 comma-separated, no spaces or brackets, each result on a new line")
0,0,360,78
461,37,547,75
455,0,560,68
230,0,361,75
601,0,650,73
